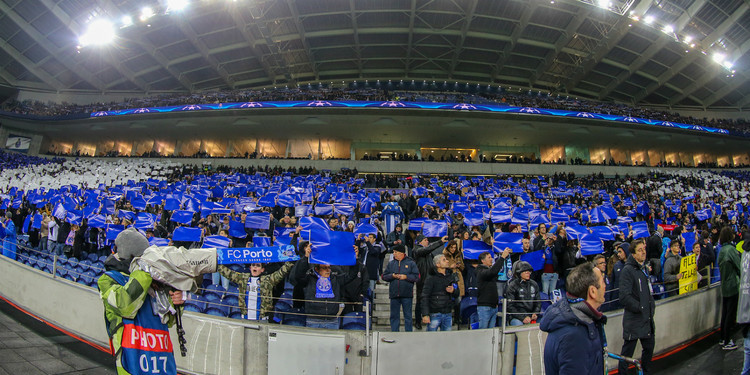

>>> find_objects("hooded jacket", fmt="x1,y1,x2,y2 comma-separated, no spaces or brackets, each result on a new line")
619,255,655,340
540,297,607,375
662,250,682,293
505,261,541,321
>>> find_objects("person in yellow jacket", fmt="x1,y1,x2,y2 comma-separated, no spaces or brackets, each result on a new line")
98,228,184,375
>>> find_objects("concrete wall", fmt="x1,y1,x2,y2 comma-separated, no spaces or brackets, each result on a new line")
0,255,723,375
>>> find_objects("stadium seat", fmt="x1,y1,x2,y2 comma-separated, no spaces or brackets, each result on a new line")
203,285,226,303
79,259,92,272
282,308,306,327
204,307,227,317
225,285,240,299
460,296,477,324
223,295,239,308
55,265,68,278
184,294,208,313
228,310,244,320
341,312,367,330
86,253,98,262
184,304,203,314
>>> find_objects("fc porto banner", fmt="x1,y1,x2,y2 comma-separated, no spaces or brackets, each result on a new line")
5,134,31,152
215,245,300,264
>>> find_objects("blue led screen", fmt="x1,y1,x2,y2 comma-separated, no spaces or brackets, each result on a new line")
90,100,730,136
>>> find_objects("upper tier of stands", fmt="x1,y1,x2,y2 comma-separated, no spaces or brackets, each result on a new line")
2,87,748,136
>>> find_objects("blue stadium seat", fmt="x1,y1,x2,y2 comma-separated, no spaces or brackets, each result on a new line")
223,295,239,308
228,310,244,320
282,308,306,326
225,285,239,300
79,260,92,272
204,307,227,317
86,253,98,262
460,296,477,324
98,256,108,264
184,304,203,313
184,294,208,313
203,285,226,303
81,270,97,286
66,256,79,266
341,312,367,330
55,265,68,278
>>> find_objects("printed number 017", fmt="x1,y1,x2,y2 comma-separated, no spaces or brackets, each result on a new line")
139,354,168,373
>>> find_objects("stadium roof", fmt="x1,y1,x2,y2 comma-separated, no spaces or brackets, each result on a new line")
0,0,748,110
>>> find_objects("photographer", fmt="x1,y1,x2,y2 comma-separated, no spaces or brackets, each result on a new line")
97,228,184,375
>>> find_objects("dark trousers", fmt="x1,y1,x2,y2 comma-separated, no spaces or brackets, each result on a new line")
619,335,655,374
414,280,424,322
390,297,413,332
721,295,739,343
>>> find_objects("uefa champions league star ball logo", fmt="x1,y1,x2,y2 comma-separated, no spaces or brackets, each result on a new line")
307,101,332,107
519,107,541,114
661,121,676,127
91,111,109,117
240,102,264,108
379,101,406,107
452,103,477,110
180,105,202,111
575,112,595,118
133,108,154,114
622,116,639,123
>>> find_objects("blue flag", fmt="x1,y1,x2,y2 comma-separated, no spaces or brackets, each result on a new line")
170,210,194,225
215,245,299,264
300,217,329,232
173,227,202,242
66,210,83,225
88,214,107,228
462,240,493,260
580,234,604,255
117,209,135,222
106,224,125,241
631,222,650,239
245,212,271,230
421,220,448,237
683,232,697,252
148,237,170,246
134,212,156,230
520,250,545,271
354,223,378,236
164,198,181,211
31,214,42,230
463,212,485,227
229,220,247,238
253,236,272,247
203,235,231,248
307,230,356,266
493,232,524,253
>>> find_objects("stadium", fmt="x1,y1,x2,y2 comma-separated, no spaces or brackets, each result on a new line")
0,0,749,374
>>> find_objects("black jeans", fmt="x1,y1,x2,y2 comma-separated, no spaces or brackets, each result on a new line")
619,335,655,374
720,295,739,343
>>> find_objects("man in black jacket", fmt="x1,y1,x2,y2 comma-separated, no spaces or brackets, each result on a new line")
646,226,664,278
292,254,357,329
382,245,420,331
477,248,511,328
618,238,656,374
412,234,447,329
421,254,459,331
505,261,541,326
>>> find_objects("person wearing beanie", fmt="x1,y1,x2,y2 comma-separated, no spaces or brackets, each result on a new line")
382,244,420,331
97,228,184,375
505,260,541,326
540,263,607,375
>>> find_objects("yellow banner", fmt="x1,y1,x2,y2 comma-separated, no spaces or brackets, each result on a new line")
679,253,698,294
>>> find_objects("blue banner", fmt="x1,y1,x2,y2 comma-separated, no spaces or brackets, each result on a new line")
354,223,378,236
520,250,545,271
493,232,524,253
173,227,202,242
134,212,156,230
215,245,299,264
170,210,194,224
299,216,329,232
580,234,604,255
307,230,356,266
106,224,125,240
203,235,231,248
462,240,493,260
463,212,485,227
148,237,169,246
683,232,697,252
228,220,247,238
421,220,448,237
253,236,272,247
631,222,650,239
245,212,271,230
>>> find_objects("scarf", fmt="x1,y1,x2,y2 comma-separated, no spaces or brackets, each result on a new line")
314,270,335,299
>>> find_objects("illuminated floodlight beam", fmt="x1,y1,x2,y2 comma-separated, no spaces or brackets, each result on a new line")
712,52,725,64
662,25,674,34
140,7,155,21
643,15,654,24
78,19,116,47
167,0,189,12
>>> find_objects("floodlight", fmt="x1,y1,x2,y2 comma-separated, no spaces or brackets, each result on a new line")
78,19,116,47
644,15,654,24
598,0,611,8
167,0,188,12
140,7,155,21
662,25,673,34
722,61,734,69
684,35,693,43
712,52,725,64
121,15,133,27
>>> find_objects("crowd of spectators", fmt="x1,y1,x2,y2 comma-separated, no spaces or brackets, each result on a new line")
2,86,748,135
0,154,747,349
